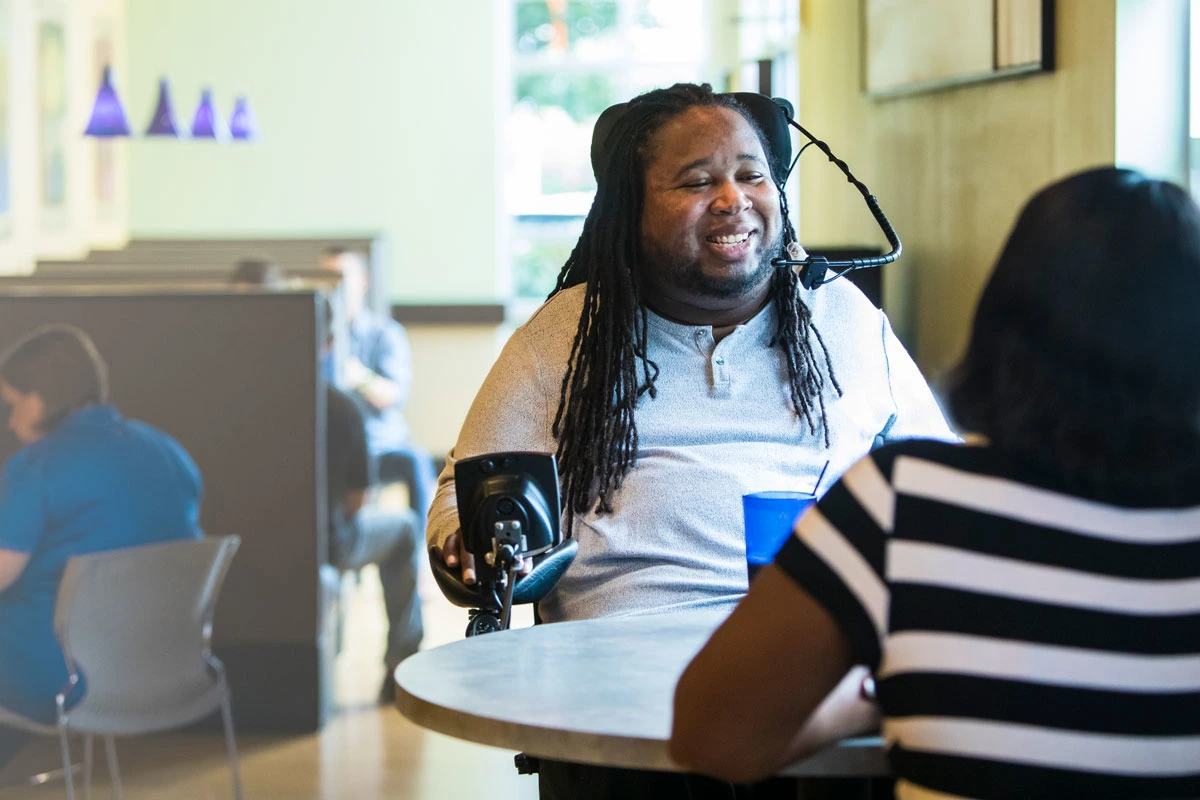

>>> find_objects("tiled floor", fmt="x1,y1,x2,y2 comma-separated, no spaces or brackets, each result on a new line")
1,566,539,799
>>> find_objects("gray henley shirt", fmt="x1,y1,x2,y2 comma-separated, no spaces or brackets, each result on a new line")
428,280,955,623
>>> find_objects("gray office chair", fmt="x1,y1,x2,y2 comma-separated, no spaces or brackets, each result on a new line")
6,536,244,800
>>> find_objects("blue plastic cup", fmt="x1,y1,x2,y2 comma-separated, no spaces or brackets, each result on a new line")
743,491,817,581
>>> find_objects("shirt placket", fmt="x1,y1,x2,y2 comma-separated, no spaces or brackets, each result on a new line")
694,328,734,397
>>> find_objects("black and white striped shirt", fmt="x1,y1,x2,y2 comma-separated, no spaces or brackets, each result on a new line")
775,440,1200,799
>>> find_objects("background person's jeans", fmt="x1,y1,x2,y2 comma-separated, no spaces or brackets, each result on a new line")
331,506,424,667
376,445,437,536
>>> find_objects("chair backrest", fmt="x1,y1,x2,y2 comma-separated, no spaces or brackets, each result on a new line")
53,537,241,704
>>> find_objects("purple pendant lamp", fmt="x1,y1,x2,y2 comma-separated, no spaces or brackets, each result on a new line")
144,78,180,137
84,66,131,137
228,96,258,141
190,88,228,140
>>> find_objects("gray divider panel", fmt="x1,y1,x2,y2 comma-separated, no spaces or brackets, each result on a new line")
34,233,388,316
0,290,331,732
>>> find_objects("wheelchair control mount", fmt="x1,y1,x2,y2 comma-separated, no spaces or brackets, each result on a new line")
454,452,561,634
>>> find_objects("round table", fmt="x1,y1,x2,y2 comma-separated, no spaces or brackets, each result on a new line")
395,607,889,776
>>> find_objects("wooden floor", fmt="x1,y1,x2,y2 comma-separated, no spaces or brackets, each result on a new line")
1,567,539,799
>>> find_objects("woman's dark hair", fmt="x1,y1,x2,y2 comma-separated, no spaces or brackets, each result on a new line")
0,325,109,433
549,82,839,528
948,166,1200,492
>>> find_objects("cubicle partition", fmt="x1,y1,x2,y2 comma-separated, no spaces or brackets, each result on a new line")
34,233,388,316
0,288,334,732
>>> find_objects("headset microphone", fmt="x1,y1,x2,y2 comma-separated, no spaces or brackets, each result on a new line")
759,98,902,290
588,90,902,292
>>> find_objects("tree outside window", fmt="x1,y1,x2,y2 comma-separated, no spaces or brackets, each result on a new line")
508,0,710,299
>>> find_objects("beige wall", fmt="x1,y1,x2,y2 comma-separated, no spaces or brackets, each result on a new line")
797,0,1117,379
406,323,509,457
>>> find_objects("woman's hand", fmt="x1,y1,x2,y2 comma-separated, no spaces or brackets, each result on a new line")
670,564,856,784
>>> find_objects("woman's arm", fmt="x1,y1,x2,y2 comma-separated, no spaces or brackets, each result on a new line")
670,564,873,783
0,549,30,593
780,665,881,763
0,453,44,594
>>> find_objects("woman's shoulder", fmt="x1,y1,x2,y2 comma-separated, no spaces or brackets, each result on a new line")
2,441,43,478
868,438,1200,509
866,438,975,478
1,430,81,494
121,417,196,464
4,416,101,470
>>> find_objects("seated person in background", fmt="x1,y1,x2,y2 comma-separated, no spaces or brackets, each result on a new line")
320,248,436,527
429,82,953,799
229,263,424,700
671,167,1200,798
0,326,203,769
229,257,286,288
326,382,424,702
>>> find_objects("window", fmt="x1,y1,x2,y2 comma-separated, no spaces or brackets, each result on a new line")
1192,0,1200,193
507,0,711,299
733,0,799,102
730,0,800,230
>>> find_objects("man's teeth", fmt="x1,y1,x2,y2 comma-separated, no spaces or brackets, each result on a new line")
709,233,751,244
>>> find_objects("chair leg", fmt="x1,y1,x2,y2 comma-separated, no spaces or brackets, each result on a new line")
84,734,94,800
103,736,122,800
215,666,245,800
56,714,76,800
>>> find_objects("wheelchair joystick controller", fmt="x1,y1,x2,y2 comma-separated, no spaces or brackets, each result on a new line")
480,519,525,631
453,453,563,637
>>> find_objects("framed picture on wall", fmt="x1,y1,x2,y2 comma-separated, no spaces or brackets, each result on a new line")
91,20,114,216
33,0,86,260
864,0,1055,98
0,1,14,245
37,7,66,229
0,0,34,274
86,0,127,249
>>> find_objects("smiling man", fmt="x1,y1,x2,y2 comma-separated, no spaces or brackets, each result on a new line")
428,83,952,798
639,103,782,319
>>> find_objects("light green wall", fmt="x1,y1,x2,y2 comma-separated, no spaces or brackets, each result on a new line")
124,0,507,303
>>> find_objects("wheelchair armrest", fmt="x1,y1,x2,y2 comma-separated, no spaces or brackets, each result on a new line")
428,546,482,608
428,539,578,610
512,539,577,605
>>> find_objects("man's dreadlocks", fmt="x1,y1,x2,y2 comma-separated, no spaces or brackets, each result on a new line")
550,83,841,530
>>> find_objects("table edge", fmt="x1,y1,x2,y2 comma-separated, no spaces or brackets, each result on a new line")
396,682,891,777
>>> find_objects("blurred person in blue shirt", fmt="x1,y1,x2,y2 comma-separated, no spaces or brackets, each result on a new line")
0,326,202,768
320,248,436,529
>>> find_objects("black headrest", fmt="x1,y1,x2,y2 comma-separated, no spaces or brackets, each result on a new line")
589,92,796,184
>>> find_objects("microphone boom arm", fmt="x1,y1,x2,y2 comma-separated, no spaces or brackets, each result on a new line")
771,116,902,290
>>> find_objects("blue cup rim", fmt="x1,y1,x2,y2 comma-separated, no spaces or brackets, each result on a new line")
743,490,817,501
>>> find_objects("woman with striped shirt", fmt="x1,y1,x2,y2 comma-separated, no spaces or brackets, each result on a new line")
670,167,1200,798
